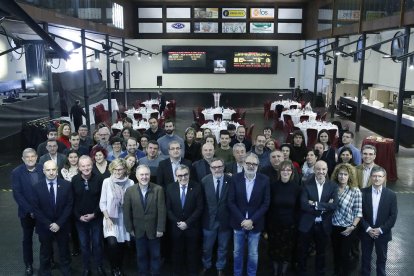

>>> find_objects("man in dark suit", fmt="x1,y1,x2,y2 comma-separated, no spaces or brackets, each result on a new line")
156,140,192,188
166,164,203,276
193,143,215,183
224,143,246,176
32,160,73,276
360,166,397,276
12,148,44,275
200,158,231,276
37,128,67,156
124,164,166,276
38,140,67,172
297,160,338,276
356,144,380,189
229,125,252,152
228,153,270,276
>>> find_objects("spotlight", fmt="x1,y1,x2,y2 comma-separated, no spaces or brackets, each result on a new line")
94,50,100,62
121,52,125,62
137,52,141,60
148,53,152,59
33,78,42,85
409,56,414,70
46,60,52,67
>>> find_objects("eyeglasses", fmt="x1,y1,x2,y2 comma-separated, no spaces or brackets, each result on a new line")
210,165,224,170
245,162,258,167
176,173,189,178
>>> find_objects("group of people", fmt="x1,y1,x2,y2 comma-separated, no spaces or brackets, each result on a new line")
12,115,398,276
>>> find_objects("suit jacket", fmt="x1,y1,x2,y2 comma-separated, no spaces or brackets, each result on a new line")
37,140,67,156
360,186,397,242
38,153,67,171
166,181,203,235
355,164,381,189
12,163,44,218
124,183,166,239
156,158,193,188
193,159,211,183
298,178,338,234
227,172,270,232
225,161,244,175
32,178,73,237
201,174,231,231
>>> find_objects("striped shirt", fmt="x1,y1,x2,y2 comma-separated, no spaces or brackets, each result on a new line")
332,185,362,227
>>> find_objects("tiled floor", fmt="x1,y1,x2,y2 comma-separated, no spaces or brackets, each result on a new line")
0,104,413,275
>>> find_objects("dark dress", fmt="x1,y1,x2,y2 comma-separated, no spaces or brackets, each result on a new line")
184,141,201,162
92,162,111,179
267,179,301,262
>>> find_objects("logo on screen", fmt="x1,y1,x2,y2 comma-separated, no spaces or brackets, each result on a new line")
172,23,185,29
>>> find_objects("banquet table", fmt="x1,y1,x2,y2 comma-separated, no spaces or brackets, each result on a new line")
202,107,236,121
270,100,301,111
295,121,338,145
200,121,240,141
361,136,397,182
125,107,160,120
141,99,170,109
281,109,317,125
111,121,150,132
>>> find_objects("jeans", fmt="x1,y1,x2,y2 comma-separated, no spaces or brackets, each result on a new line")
75,219,103,269
202,228,231,270
20,214,36,265
135,236,161,276
233,229,261,276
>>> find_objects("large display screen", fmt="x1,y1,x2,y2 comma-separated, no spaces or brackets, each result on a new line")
162,46,277,74
168,51,206,68
233,52,272,68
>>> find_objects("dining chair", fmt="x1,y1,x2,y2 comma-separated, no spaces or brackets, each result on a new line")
306,128,318,149
290,105,298,109
300,115,309,123
247,124,255,140
150,112,159,119
151,104,160,110
213,113,223,121
133,113,143,121
283,114,292,125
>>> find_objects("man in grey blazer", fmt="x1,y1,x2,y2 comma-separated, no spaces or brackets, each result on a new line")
360,166,397,276
200,158,231,276
38,140,66,172
124,165,166,276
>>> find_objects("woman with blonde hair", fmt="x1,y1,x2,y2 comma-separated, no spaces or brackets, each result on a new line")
330,163,362,276
57,123,72,148
99,158,134,276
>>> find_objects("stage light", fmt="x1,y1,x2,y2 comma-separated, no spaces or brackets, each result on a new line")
94,50,100,62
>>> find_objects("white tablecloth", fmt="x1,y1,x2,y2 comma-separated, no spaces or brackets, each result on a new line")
125,107,160,120
202,107,236,121
200,121,240,141
141,99,170,109
270,100,301,110
295,121,338,145
111,121,150,131
281,109,317,125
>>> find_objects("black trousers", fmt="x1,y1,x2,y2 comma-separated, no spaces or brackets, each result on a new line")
331,225,356,275
171,229,200,275
361,233,389,276
38,231,71,276
298,223,329,276
20,214,36,265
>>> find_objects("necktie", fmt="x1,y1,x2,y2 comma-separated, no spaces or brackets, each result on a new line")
216,179,220,201
49,182,55,208
181,186,186,208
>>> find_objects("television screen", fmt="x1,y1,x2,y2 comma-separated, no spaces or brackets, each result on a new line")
168,51,207,68
233,52,272,68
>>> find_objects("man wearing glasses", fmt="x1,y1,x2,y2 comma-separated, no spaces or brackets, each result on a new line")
360,166,397,276
166,164,203,276
71,156,106,276
228,153,270,276
200,158,232,276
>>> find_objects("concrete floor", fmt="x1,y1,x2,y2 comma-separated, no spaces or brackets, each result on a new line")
0,105,413,275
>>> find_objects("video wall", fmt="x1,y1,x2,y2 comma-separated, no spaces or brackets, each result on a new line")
162,46,278,74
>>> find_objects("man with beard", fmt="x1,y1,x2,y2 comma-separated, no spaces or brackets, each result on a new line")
297,160,338,276
120,137,145,160
139,140,166,183
261,149,301,185
230,125,252,152
215,130,234,163
94,127,112,153
228,153,270,276
249,134,270,168
193,143,215,183
78,125,94,150
63,133,89,156
144,117,166,141
157,120,184,158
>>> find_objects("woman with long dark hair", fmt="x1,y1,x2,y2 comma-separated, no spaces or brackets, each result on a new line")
317,129,337,176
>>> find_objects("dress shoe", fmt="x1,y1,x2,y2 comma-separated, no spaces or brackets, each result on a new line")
97,266,107,276
71,250,80,256
217,270,225,276
25,264,33,276
82,269,92,276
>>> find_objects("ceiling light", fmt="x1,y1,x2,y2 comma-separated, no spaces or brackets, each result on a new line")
94,50,100,62
148,53,152,59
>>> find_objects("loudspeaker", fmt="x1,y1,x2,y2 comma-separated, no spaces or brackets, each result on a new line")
289,77,295,88
157,76,162,87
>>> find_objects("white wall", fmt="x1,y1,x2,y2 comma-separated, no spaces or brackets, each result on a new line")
92,39,303,89
0,36,27,81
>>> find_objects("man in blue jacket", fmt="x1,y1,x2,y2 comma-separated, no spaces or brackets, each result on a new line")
12,148,44,275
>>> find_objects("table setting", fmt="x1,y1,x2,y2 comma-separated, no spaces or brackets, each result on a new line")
202,107,236,121
200,120,240,141
295,121,338,145
125,107,160,120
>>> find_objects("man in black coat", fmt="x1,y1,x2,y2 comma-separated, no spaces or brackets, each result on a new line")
32,160,73,276
70,100,86,132
166,164,203,276
360,166,397,276
297,160,338,276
